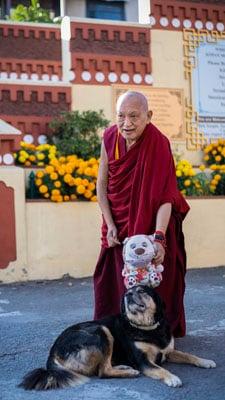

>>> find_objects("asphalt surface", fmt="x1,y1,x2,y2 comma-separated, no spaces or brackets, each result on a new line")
0,267,225,400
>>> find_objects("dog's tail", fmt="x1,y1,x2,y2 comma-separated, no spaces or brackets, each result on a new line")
18,365,88,391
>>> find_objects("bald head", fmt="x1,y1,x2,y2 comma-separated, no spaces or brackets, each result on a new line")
116,91,149,113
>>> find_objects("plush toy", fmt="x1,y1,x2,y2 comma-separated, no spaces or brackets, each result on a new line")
122,234,164,289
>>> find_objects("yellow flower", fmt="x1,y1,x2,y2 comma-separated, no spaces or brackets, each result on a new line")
77,167,84,175
214,174,221,181
45,165,55,174
176,170,182,177
76,184,85,194
74,177,82,186
84,189,92,199
37,153,45,161
51,189,61,196
212,150,217,155
59,156,66,163
54,181,62,188
64,173,72,183
88,182,95,191
18,156,26,163
63,195,70,201
44,193,50,198
35,178,42,186
70,194,77,200
215,155,222,162
65,165,73,174
204,155,209,161
37,162,44,166
84,167,93,176
180,189,186,195
211,179,218,186
91,195,97,202
210,164,217,170
184,179,191,187
36,171,44,178
199,165,205,171
50,172,58,180
39,185,48,194
29,155,36,162
25,160,31,167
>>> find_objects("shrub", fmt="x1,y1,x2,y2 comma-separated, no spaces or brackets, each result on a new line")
32,155,99,202
49,110,109,160
14,142,57,167
203,139,225,166
8,0,55,23
175,160,211,196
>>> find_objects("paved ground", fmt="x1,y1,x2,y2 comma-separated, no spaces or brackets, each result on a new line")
0,267,225,400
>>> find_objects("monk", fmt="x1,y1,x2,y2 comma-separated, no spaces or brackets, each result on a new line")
94,91,189,337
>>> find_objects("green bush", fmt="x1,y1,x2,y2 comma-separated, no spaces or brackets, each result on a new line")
49,110,109,160
8,0,54,23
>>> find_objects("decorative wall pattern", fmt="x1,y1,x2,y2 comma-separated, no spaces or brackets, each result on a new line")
0,23,62,82
0,84,71,143
150,0,225,32
70,21,153,85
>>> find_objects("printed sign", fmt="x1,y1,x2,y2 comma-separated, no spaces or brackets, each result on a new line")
192,38,225,139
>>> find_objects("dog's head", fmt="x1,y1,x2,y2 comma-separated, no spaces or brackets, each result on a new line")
121,285,165,330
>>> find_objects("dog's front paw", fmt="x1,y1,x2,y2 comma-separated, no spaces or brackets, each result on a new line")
164,374,182,388
198,358,216,369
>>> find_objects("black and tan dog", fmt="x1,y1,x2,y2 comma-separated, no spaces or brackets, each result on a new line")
19,285,216,390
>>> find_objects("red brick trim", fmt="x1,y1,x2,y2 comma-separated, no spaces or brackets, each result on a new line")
150,0,225,31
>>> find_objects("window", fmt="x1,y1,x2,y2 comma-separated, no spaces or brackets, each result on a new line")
86,0,125,21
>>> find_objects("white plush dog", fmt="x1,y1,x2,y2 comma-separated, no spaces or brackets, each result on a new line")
122,234,164,289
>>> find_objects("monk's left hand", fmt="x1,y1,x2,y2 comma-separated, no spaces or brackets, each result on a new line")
152,242,165,266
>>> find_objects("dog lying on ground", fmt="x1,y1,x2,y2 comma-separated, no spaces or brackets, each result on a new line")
19,285,216,390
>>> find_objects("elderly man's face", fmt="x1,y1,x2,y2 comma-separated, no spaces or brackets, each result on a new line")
116,97,150,143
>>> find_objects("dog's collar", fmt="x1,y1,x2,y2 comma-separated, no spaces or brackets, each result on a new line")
129,320,160,331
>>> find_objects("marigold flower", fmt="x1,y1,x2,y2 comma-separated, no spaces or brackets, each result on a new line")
54,181,62,188
36,171,44,178
45,165,54,174
51,189,60,196
204,155,209,161
91,195,97,202
211,179,218,186
39,185,48,194
84,190,92,199
35,178,42,186
199,165,205,171
176,170,182,177
29,155,36,162
70,194,77,200
88,182,95,191
76,184,85,194
184,179,191,187
63,195,70,201
215,155,222,162
74,177,82,186
50,172,58,180
37,153,45,160
214,174,221,181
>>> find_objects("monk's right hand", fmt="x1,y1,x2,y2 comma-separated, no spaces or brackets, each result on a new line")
107,224,120,247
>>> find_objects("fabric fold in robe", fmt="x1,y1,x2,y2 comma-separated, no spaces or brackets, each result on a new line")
94,123,190,337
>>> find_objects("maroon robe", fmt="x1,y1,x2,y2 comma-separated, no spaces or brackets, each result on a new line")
93,123,190,337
